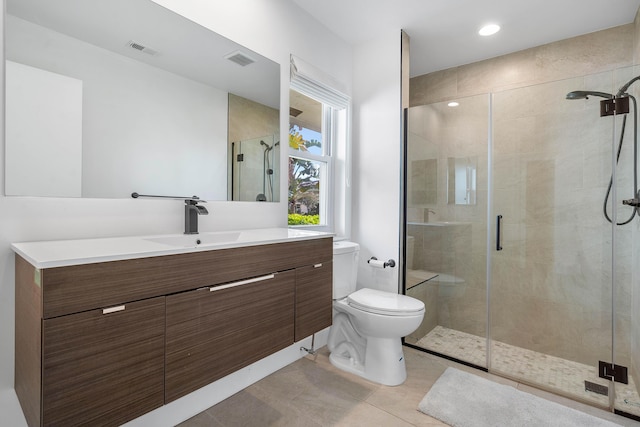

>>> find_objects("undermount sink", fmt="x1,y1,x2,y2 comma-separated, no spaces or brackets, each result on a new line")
145,231,241,248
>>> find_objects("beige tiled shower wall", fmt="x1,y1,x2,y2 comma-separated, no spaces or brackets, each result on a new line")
409,21,640,373
411,24,634,107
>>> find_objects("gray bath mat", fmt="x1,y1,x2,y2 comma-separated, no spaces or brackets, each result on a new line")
418,367,621,427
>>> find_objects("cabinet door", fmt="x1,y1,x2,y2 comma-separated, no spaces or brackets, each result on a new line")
165,270,295,402
295,261,333,341
42,297,165,427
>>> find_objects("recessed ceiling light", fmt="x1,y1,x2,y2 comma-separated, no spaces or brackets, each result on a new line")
479,24,500,36
448,101,459,107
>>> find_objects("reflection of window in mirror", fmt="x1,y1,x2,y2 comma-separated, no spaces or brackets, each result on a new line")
447,157,477,205
410,159,437,205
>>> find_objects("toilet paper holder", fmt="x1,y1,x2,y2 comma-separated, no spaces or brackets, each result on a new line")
368,257,396,269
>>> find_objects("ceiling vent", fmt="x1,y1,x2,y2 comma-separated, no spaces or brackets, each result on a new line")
290,107,303,117
225,50,256,67
127,40,159,56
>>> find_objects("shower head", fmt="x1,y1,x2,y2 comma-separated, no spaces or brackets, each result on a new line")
260,140,269,147
566,90,613,100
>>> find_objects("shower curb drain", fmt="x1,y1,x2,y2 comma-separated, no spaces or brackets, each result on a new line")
585,380,609,396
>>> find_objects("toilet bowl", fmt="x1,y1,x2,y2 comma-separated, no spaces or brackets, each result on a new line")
327,242,425,386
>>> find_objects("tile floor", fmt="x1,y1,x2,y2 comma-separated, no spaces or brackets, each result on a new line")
417,325,640,418
178,346,639,427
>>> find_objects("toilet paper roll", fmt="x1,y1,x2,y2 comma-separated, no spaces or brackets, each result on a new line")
368,259,386,269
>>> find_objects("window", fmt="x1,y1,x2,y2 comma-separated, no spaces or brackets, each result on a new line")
288,56,350,236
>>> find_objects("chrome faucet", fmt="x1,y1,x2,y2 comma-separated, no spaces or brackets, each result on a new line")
184,199,208,234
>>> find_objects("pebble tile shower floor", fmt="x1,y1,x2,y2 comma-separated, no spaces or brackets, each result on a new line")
417,325,640,418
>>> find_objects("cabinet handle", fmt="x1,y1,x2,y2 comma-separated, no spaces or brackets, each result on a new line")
496,214,503,251
210,274,275,292
313,263,323,268
102,305,125,315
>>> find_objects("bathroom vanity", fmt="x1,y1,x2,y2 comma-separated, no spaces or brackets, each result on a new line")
12,228,333,427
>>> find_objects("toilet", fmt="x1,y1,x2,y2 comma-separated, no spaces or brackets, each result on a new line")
327,241,425,386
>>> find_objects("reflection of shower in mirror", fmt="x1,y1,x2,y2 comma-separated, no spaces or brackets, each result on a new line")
256,140,281,202
230,135,280,202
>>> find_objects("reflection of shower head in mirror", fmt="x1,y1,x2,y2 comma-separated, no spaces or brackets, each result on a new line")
260,140,275,152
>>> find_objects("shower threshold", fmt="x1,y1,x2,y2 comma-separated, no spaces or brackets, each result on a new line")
414,325,640,418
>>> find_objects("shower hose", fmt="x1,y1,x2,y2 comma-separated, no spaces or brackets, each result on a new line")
604,94,639,225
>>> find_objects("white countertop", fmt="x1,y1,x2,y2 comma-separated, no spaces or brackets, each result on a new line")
11,228,333,269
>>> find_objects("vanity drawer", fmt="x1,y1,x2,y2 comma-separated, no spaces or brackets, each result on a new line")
164,269,295,402
42,296,165,427
40,237,332,318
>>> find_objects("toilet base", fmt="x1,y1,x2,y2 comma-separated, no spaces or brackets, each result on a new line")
329,336,408,386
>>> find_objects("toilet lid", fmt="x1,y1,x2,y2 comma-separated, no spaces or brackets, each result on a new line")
347,288,425,315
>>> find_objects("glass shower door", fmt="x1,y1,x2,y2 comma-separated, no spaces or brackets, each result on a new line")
404,94,489,368
490,68,640,417
611,65,640,418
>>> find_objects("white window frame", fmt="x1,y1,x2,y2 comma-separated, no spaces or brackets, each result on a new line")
289,55,350,237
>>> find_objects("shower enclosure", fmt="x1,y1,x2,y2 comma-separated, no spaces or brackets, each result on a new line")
404,65,640,418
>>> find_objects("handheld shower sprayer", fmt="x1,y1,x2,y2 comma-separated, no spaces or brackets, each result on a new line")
565,91,613,100
566,75,640,101
565,76,640,225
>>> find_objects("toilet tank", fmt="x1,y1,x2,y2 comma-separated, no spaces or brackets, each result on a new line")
333,241,359,299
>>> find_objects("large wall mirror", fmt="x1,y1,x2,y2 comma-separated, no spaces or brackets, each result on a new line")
5,0,280,201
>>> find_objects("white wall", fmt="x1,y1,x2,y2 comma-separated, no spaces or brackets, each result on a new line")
351,30,403,293
0,0,352,425
5,61,83,197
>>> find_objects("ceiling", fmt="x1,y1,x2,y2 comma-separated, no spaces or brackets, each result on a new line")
292,0,640,77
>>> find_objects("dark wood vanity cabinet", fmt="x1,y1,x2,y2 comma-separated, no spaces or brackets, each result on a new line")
295,261,333,341
42,297,165,427
14,236,332,426
165,270,296,402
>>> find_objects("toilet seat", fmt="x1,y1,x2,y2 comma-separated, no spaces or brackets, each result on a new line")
347,288,424,316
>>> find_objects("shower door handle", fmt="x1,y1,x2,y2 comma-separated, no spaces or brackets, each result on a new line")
496,215,503,251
